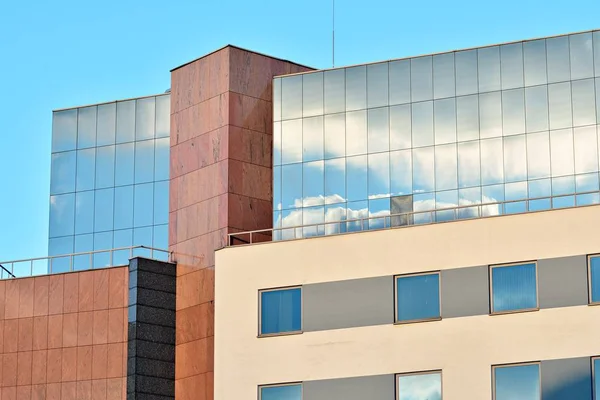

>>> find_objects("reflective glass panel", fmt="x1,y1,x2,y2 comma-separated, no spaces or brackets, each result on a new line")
570,33,594,80
273,166,281,210
324,69,345,114
49,193,75,238
390,194,414,226
480,138,504,185
390,150,412,196
324,113,345,159
94,188,114,233
502,89,525,135
457,95,479,142
303,72,323,117
413,192,435,224
548,82,573,130
367,62,389,108
346,155,367,202
154,181,169,226
434,98,456,144
478,46,501,92
134,183,154,227
302,205,325,238
436,189,458,221
74,191,94,235
116,100,135,144
433,52,455,99
281,119,302,164
550,129,575,176
397,372,442,400
526,132,551,179
73,234,93,271
281,75,302,120
155,137,170,181
390,104,411,150
571,79,596,127
303,161,324,207
458,140,480,188
529,178,551,203
505,181,528,201
368,107,390,153
260,384,302,400
459,187,482,218
155,95,170,139
114,185,134,230
411,56,433,102
303,116,324,162
455,50,478,96
325,204,346,235
76,148,95,192
523,39,547,86
368,152,390,199
435,143,457,191
93,231,112,268
504,135,527,182
282,164,302,209
525,86,549,133
95,146,115,189
547,36,571,83
574,126,598,174
115,143,134,186
260,288,301,335
49,236,73,273
501,43,524,89
346,66,367,111
274,122,281,166
52,109,77,152
479,91,502,138
273,78,282,122
133,227,153,257
396,273,440,322
324,158,345,204
492,263,537,312
591,256,600,303
389,60,411,105
553,175,575,196
50,151,76,195
368,198,390,229
494,364,540,400
135,139,155,184
346,110,367,156
112,229,132,266
576,172,599,193
597,79,600,124
77,106,97,149
412,146,434,193
596,32,600,77
153,224,168,253
412,101,434,147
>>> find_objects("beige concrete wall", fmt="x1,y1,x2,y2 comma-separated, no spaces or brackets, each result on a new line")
214,205,600,399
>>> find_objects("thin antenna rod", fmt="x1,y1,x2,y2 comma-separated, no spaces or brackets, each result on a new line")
332,0,335,68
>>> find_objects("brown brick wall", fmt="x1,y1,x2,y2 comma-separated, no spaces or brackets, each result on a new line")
0,268,128,400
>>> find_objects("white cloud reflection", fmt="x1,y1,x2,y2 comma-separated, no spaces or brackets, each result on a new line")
397,372,442,400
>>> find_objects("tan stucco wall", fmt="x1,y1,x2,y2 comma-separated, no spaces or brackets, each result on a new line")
214,205,600,399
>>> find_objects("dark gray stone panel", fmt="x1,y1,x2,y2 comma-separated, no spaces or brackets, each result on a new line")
538,256,589,309
128,339,175,363
441,266,490,318
134,305,176,328
128,322,175,345
129,269,176,293
129,287,176,310
541,357,592,400
303,375,394,400
303,276,394,332
128,357,175,380
130,257,176,277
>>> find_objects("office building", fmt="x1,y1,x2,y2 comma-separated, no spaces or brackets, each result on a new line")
0,29,598,400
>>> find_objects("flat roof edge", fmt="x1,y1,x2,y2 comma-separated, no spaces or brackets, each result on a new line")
53,92,170,112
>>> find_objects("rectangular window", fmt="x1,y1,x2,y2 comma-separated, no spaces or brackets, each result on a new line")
259,384,302,400
396,371,442,400
493,363,540,400
490,262,538,313
259,287,302,336
593,357,600,399
395,272,440,323
589,255,600,304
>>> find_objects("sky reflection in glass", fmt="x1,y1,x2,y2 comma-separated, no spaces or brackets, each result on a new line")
492,263,537,313
494,364,540,400
260,384,302,400
396,273,440,322
397,372,442,400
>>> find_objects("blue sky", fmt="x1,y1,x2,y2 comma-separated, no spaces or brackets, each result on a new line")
0,0,598,261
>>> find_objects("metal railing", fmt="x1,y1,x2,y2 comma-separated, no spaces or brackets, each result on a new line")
227,191,600,246
0,245,171,279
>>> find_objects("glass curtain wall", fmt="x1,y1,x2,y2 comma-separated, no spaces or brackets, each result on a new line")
273,30,600,239
49,94,170,271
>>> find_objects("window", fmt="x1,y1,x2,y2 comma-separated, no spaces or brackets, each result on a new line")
490,262,538,313
493,363,540,400
593,358,600,399
396,371,442,400
259,287,302,336
589,256,600,304
395,272,440,323
259,384,302,400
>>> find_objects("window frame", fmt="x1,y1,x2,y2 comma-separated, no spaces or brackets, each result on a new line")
395,369,443,400
593,356,599,400
258,382,303,400
492,361,541,400
258,285,303,338
588,254,600,305
394,271,442,324
489,261,539,315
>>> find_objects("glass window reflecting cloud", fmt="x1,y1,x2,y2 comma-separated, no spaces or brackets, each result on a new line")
303,72,323,117
52,109,77,153
411,57,433,102
345,66,366,111
478,46,501,93
260,384,302,400
523,39,547,87
77,106,97,149
494,363,540,400
397,372,441,400
368,63,389,108
491,263,537,313
389,60,411,105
